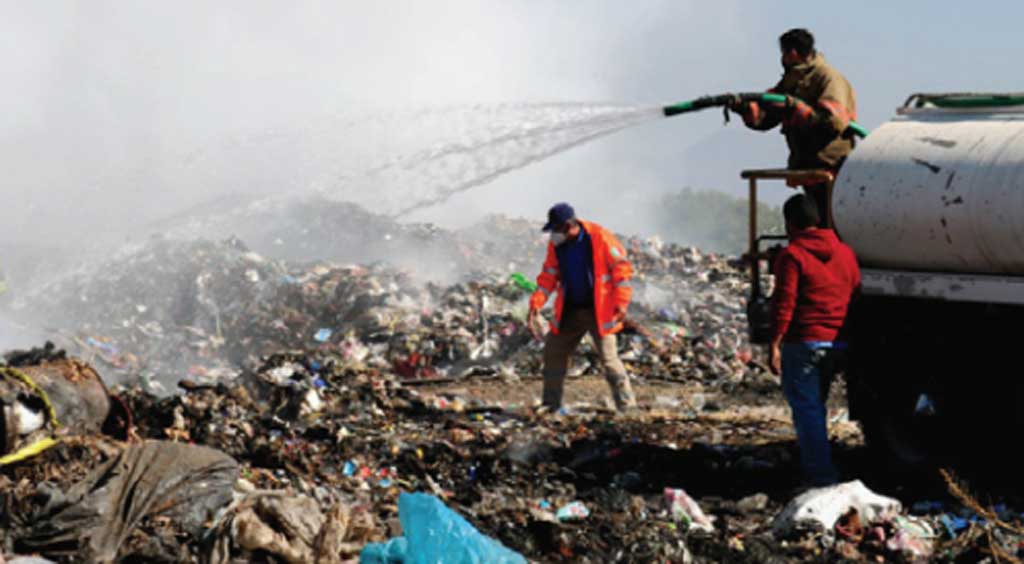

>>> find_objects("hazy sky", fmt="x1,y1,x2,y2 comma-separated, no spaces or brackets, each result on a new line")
3,1,1023,242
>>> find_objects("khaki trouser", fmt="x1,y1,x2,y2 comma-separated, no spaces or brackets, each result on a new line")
541,307,637,412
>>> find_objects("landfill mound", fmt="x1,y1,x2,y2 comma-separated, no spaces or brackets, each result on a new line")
157,195,548,278
10,203,760,394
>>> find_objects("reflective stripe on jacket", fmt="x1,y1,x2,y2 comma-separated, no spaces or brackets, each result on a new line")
529,220,633,336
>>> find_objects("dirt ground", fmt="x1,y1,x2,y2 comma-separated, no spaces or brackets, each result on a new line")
425,370,861,447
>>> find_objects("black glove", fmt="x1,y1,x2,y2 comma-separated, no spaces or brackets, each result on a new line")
726,94,747,113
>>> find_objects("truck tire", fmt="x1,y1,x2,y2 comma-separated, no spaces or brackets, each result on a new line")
859,411,934,470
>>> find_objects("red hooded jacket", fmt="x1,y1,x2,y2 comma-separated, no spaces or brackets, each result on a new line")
772,228,861,342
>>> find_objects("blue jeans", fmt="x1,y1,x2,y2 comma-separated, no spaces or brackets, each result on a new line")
782,342,843,487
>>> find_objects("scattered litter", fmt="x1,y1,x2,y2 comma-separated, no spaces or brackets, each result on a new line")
314,328,334,343
664,488,715,532
207,491,383,564
737,493,770,513
556,501,591,522
772,480,902,537
886,515,936,560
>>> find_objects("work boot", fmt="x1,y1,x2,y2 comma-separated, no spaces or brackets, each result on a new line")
607,374,637,413
541,369,567,411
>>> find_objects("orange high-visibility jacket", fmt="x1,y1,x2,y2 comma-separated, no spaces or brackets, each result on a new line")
529,220,634,336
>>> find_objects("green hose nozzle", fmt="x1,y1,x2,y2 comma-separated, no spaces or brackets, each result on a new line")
662,100,696,116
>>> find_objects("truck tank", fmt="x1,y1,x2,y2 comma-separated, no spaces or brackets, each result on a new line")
834,100,1024,274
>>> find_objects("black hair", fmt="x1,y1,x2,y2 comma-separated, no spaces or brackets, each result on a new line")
779,28,815,57
783,193,820,230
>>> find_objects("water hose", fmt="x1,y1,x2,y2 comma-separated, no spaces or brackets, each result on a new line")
904,92,1024,109
662,92,869,138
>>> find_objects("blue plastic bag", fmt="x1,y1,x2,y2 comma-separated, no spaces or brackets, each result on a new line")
361,537,408,563
314,328,333,343
360,492,526,564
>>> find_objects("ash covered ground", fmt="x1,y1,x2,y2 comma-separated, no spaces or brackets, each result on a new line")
1,197,1021,563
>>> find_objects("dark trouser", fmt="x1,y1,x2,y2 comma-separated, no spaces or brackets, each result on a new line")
781,342,846,487
804,183,831,228
541,307,636,412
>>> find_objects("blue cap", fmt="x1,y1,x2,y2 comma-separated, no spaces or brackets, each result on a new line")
542,202,575,232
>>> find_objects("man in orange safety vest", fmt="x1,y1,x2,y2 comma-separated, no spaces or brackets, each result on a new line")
528,203,637,412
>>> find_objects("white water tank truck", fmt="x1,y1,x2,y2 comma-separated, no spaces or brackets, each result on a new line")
668,92,1024,466
834,93,1024,467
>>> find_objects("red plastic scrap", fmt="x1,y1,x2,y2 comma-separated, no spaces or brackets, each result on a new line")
835,508,864,543
393,352,436,379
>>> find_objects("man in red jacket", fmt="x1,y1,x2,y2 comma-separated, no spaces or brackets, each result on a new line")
771,194,861,487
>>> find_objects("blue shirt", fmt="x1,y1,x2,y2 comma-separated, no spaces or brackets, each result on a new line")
555,227,594,307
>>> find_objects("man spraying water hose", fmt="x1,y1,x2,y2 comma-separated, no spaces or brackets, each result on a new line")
730,28,858,226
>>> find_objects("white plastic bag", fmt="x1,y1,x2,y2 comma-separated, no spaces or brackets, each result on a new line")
772,480,901,536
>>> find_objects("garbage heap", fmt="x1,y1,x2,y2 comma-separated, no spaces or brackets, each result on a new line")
3,345,1021,563
0,345,698,563
11,215,762,394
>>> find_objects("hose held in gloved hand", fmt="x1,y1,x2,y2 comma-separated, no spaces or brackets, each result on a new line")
662,92,869,138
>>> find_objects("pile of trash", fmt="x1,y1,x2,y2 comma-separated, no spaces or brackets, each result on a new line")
9,202,764,394
1,344,701,562
3,343,1023,563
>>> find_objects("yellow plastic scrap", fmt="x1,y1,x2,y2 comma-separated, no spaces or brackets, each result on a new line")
0,366,64,466
0,437,60,466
